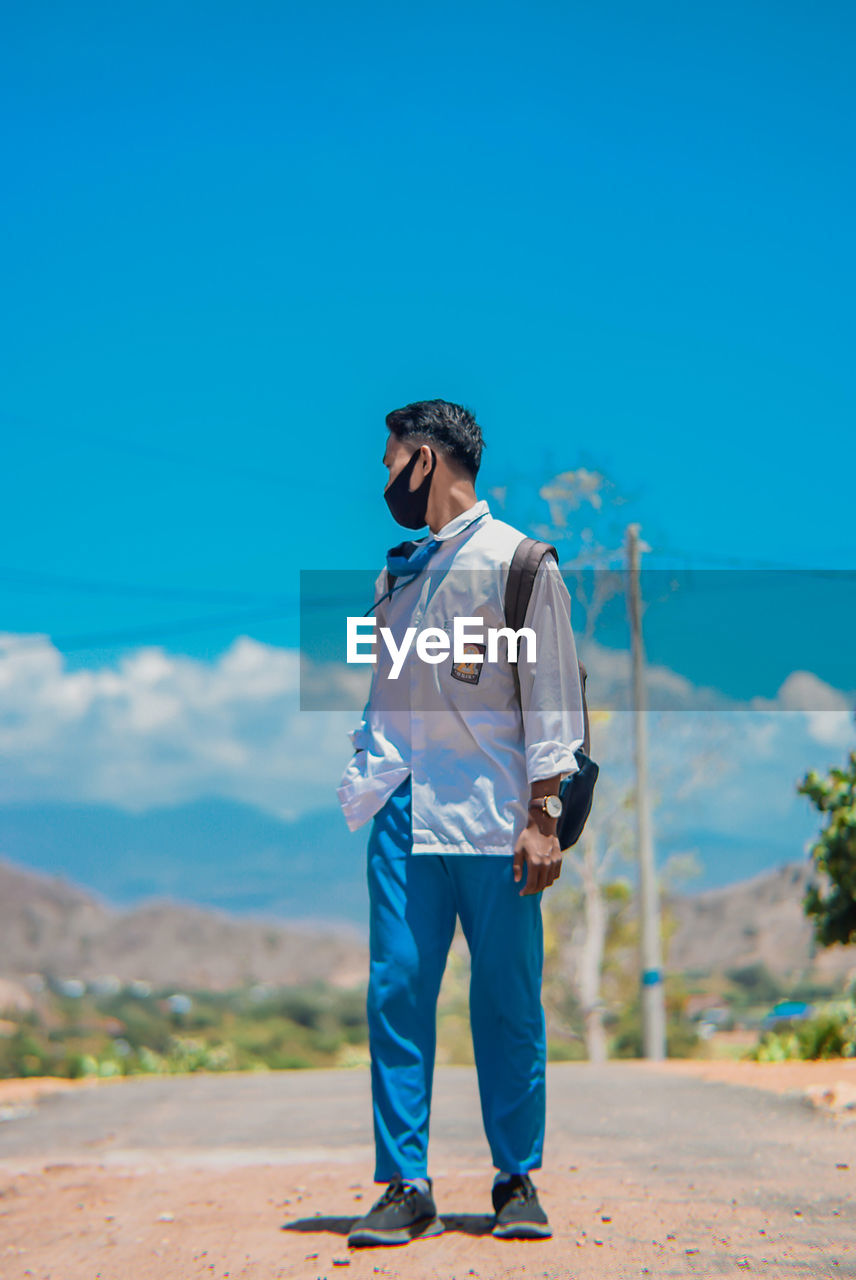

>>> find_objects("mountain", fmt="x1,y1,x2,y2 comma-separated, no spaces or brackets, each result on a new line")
0,796,369,926
2,849,855,995
0,857,368,991
665,861,856,982
0,796,821,927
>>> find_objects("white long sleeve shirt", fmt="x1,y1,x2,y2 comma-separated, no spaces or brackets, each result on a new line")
336,499,586,854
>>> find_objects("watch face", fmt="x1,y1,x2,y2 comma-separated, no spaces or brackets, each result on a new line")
545,795,563,818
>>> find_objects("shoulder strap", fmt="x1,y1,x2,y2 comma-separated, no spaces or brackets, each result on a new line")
505,537,591,757
504,538,559,632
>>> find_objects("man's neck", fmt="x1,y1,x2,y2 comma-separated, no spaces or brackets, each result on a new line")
427,486,478,534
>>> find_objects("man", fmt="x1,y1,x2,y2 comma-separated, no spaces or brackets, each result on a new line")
337,399,586,1247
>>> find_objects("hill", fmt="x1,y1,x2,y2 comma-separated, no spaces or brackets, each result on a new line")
0,796,369,924
0,794,826,929
665,861,856,982
2,854,855,997
0,857,367,992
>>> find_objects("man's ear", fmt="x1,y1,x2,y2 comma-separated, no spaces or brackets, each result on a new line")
408,443,430,486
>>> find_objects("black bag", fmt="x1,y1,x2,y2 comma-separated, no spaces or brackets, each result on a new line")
504,538,599,851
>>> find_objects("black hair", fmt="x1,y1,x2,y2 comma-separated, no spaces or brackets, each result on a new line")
385,399,485,480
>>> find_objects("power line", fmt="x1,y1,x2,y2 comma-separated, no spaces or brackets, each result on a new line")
3,548,848,607
10,420,856,573
644,545,856,573
11,605,300,652
0,565,285,605
1,593,376,652
3,537,852,656
4,418,296,489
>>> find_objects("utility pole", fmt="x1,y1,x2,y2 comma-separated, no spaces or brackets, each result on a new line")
625,523,666,1059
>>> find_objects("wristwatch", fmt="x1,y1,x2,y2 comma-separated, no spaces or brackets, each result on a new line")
529,794,563,819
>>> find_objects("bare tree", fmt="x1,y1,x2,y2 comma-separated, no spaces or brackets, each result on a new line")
531,469,632,1059
498,467,720,1059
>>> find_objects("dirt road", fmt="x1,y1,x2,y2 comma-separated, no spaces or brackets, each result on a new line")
1,1060,854,1279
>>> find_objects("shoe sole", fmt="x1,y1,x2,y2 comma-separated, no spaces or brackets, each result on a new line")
492,1220,553,1239
348,1215,445,1247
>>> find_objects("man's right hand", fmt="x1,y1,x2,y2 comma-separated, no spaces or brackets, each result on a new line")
512,821,562,896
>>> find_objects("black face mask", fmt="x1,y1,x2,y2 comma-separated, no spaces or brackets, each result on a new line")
384,446,436,529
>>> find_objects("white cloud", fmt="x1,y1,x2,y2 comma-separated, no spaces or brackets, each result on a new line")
0,632,365,820
0,632,852,830
576,646,855,854
750,670,855,748
582,638,856,731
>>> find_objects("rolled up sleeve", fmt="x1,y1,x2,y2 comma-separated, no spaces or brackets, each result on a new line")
515,556,586,783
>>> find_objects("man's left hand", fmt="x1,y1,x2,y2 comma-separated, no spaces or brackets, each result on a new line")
513,819,563,896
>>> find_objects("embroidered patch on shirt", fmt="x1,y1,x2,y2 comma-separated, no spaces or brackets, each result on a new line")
450,642,486,684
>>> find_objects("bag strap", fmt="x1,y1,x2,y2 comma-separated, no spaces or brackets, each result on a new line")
505,537,591,757
504,538,559,632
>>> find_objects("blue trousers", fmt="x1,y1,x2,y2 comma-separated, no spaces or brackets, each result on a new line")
366,774,547,1182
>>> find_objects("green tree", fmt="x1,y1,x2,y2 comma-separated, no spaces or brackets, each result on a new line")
798,747,856,947
725,962,783,1007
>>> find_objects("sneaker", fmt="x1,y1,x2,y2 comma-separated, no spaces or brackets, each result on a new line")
347,1176,445,1247
491,1172,553,1239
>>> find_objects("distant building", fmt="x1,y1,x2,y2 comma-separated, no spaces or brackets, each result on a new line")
761,1000,814,1029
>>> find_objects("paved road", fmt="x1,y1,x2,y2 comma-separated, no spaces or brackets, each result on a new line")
0,1060,853,1181
1,1063,854,1277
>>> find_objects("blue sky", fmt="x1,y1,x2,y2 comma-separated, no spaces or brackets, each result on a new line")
1,2,854,904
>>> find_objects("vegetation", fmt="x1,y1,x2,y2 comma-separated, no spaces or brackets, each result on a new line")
541,873,703,1059
2,869,852,1076
0,979,372,1079
738,743,856,1062
725,962,784,1009
798,748,856,947
748,994,856,1061
608,974,700,1059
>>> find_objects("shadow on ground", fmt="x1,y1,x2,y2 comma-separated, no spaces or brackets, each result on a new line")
282,1211,495,1238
